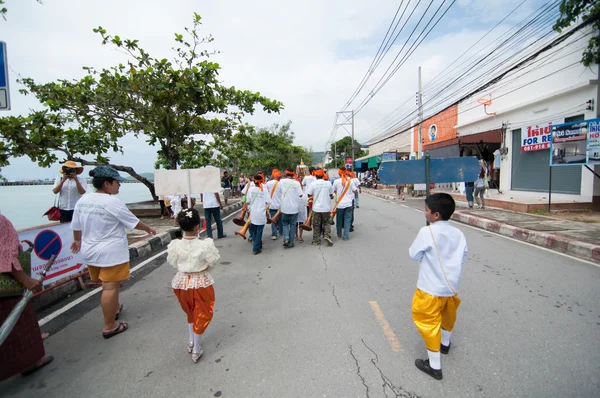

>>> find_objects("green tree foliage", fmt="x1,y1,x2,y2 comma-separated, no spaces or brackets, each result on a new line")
210,121,310,175
0,13,283,199
325,136,366,169
554,0,600,67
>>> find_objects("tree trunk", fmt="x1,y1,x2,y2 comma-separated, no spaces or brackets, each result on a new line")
73,158,157,200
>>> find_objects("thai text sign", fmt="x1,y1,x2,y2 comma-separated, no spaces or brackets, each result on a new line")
18,223,85,286
521,122,551,152
550,118,600,166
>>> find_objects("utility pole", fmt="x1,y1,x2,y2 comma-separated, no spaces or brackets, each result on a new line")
334,141,337,166
417,66,423,159
351,110,355,167
335,110,355,168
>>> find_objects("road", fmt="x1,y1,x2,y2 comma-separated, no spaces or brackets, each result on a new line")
2,195,599,398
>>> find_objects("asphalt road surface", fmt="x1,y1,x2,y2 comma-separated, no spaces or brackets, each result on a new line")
2,195,599,398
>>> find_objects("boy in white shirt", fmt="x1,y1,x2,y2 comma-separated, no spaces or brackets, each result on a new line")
409,193,468,380
266,169,283,240
247,175,270,255
275,169,303,248
332,167,359,241
305,169,334,246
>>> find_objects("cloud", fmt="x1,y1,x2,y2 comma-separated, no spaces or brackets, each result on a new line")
1,0,548,179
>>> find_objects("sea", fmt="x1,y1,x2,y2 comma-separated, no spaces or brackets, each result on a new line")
1,183,154,231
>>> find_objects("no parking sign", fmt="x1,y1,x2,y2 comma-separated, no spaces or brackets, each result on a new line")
18,223,84,285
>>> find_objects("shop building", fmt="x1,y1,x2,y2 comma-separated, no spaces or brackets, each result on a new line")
455,29,599,204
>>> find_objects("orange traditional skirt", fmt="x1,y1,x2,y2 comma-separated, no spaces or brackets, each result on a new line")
412,288,461,352
173,285,215,335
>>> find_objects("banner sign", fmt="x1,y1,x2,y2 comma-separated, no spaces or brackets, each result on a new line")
521,122,552,152
381,152,397,161
379,156,480,185
18,223,85,286
550,118,600,166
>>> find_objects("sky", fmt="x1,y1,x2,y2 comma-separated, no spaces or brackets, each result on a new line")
0,0,548,180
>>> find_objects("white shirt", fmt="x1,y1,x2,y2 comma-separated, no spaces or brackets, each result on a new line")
409,221,468,297
276,178,303,214
302,176,316,190
352,178,360,195
167,238,220,273
306,179,334,212
71,193,140,267
266,179,282,210
332,177,359,209
54,176,88,210
247,186,270,225
202,192,221,209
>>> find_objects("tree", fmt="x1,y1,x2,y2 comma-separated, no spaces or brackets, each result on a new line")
0,13,283,199
325,136,366,169
554,0,600,67
219,121,311,175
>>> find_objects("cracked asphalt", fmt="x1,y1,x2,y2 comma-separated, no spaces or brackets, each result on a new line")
2,195,599,397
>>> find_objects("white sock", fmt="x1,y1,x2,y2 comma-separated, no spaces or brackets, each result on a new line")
427,350,441,370
442,329,451,346
188,324,194,345
193,333,203,353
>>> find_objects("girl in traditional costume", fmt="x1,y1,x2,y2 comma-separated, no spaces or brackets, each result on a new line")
167,208,220,363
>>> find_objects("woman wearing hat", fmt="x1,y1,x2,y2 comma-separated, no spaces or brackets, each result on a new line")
70,166,157,339
52,161,87,223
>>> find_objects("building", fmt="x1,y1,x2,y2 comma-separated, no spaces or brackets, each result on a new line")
354,124,412,171
455,28,599,206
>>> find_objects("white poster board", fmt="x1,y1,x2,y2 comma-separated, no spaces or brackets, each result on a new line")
18,223,86,286
154,168,222,197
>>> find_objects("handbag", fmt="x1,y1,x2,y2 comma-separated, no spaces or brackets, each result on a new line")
43,195,61,221
0,240,34,297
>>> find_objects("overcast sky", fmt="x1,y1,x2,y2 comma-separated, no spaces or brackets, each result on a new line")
1,0,544,180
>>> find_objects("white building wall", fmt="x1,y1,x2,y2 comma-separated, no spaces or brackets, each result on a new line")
456,29,599,202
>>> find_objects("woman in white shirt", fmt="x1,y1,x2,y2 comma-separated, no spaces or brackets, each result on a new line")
71,166,156,339
52,161,87,223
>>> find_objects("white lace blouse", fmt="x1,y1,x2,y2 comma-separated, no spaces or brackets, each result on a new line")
167,237,220,290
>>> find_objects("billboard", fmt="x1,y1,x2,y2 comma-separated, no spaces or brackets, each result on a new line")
381,152,397,161
550,118,600,166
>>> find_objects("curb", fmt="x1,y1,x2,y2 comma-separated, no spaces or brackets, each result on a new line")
127,201,244,263
363,190,600,264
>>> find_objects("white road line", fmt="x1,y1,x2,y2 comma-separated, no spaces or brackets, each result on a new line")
366,193,599,268
39,209,240,326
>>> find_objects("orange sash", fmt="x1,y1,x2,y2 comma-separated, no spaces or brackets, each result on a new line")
270,180,279,199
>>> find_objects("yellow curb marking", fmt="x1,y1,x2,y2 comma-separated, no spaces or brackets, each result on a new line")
369,301,401,352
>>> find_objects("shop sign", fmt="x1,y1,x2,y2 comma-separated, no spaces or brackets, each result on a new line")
521,122,552,152
382,152,397,161
550,118,600,166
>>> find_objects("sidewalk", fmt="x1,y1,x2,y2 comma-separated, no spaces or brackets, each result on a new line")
362,188,600,264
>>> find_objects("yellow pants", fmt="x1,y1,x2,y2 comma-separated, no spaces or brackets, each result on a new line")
412,288,461,352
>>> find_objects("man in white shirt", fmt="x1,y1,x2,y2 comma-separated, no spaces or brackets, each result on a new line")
266,169,283,240
201,191,227,239
332,167,359,241
302,167,317,191
52,161,88,223
409,193,468,381
349,170,361,232
275,169,303,248
247,175,270,255
306,169,334,246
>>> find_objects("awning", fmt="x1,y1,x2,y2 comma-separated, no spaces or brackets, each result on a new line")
368,156,382,168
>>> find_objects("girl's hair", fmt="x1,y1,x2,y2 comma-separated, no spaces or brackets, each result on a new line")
479,169,486,178
89,170,116,190
176,208,201,232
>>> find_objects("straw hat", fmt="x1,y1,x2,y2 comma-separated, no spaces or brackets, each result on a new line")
59,160,84,175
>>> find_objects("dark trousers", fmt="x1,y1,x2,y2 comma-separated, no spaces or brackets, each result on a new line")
312,212,331,243
204,207,224,239
336,207,352,240
269,209,283,236
249,224,264,253
59,209,74,223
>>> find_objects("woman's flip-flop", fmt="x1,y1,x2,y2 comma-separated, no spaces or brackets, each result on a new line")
21,356,54,376
102,322,129,339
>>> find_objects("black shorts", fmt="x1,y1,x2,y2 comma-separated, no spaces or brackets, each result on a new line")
59,209,74,223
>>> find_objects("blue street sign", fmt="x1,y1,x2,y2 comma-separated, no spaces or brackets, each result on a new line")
0,41,10,110
34,230,63,261
379,156,481,185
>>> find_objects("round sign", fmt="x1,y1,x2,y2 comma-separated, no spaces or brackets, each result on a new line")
34,229,62,260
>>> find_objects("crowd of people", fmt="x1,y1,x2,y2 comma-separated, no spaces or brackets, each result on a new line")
2,161,469,381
